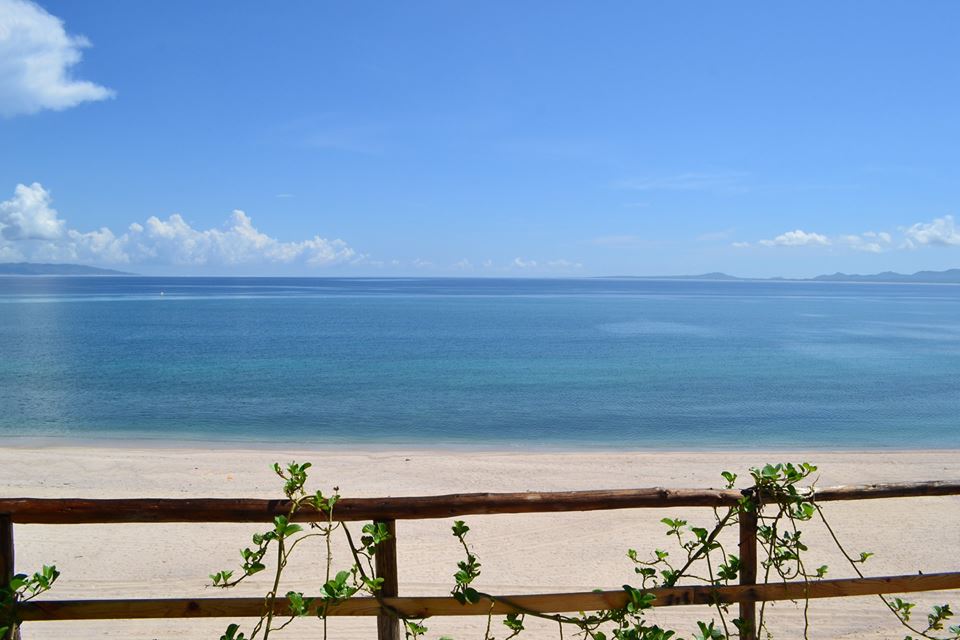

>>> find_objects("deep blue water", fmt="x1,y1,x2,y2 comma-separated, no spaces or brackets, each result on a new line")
1,276,958,449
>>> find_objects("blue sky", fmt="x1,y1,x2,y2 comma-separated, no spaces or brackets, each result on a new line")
1,1,960,277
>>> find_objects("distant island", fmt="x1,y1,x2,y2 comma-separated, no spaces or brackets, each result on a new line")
0,262,134,276
605,268,960,284
807,269,960,283
2,262,959,282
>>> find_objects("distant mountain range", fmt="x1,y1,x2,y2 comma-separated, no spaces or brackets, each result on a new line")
607,268,960,283
0,262,134,276
807,269,960,283
1,262,959,282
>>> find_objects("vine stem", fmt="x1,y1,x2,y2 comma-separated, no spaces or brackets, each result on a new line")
323,504,335,640
211,462,958,640
755,503,786,634
665,507,736,587
814,504,942,640
341,524,410,627
260,533,286,639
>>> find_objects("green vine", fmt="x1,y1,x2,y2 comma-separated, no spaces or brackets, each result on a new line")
210,461,959,640
3,460,954,640
0,563,60,638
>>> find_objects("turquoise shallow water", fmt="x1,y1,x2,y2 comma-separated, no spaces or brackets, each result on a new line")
0,277,958,449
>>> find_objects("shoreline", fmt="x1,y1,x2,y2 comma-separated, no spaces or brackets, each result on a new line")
3,434,958,454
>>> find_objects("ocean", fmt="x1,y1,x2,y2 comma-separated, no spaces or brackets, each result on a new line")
1,276,958,449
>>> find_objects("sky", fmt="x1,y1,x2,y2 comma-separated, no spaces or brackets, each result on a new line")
1,1,960,277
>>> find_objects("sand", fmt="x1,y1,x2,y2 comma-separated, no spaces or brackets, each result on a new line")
1,445,958,639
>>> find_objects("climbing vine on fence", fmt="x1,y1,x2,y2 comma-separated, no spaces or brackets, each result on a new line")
205,461,959,640
0,563,59,639
1,461,956,640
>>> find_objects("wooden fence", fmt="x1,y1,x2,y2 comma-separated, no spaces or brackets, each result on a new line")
1,480,959,640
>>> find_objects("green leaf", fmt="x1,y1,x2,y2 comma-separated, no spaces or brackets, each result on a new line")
720,471,737,488
219,623,247,640
286,590,312,616
503,612,525,632
210,570,234,586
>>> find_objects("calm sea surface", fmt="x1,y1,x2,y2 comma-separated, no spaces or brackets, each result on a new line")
1,277,958,449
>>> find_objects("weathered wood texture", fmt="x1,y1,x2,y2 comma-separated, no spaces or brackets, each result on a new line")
0,515,12,586
374,520,400,640
17,572,960,621
0,489,738,524
0,515,18,640
0,481,956,524
737,508,758,640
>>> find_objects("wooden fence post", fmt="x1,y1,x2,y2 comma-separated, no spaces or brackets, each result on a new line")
375,519,400,640
738,506,758,640
1,514,19,640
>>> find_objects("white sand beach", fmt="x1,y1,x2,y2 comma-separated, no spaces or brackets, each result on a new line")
1,446,958,639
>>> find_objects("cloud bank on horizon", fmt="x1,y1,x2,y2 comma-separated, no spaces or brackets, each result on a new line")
0,183,588,273
0,182,957,274
732,219,959,254
0,0,114,117
0,183,357,269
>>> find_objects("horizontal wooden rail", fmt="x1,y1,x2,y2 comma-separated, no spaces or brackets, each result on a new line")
17,572,960,621
1,481,957,524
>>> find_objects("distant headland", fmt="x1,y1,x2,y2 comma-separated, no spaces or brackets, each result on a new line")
605,268,960,284
2,262,959,282
0,262,134,276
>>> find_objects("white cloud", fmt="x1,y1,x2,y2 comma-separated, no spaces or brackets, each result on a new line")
758,230,831,247
743,229,893,252
865,231,892,243
0,183,356,268
0,0,114,117
0,181,64,239
452,258,472,270
903,215,960,248
130,210,354,266
545,259,583,269
839,231,893,253
512,257,537,268
509,257,582,271
736,225,918,253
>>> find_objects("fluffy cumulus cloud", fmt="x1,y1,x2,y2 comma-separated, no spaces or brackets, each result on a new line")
0,0,114,117
733,216,960,253
130,210,354,266
0,182,64,239
758,230,831,247
902,215,960,248
0,183,356,268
